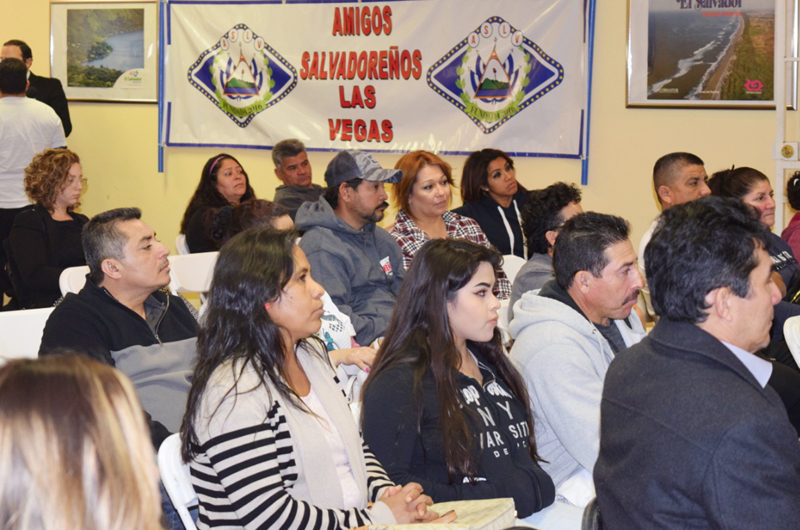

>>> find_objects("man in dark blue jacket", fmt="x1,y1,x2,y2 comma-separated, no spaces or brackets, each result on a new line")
595,196,800,529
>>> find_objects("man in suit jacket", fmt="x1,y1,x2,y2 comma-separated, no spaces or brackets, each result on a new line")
2,39,71,137
595,196,800,530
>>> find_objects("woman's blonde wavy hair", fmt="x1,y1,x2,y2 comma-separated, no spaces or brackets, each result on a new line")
0,354,162,530
23,149,82,212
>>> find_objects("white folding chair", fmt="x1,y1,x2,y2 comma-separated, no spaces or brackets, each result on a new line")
158,433,198,530
59,265,90,296
175,234,190,255
0,307,55,363
502,254,526,285
784,316,800,368
167,252,218,300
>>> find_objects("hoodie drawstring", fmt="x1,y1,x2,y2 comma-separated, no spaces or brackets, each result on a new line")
496,200,527,259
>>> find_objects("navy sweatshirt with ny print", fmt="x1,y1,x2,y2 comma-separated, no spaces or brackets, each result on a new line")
362,349,555,517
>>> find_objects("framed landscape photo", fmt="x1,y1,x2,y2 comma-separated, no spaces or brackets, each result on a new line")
51,0,158,102
627,0,788,108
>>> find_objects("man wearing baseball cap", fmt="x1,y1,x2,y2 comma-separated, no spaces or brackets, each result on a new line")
295,150,404,345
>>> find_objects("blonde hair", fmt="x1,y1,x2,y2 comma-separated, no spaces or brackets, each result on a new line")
23,149,82,212
0,354,162,530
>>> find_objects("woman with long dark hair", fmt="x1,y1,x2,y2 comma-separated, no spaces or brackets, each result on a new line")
179,153,256,253
362,239,577,525
708,167,798,291
453,149,528,258
180,227,452,530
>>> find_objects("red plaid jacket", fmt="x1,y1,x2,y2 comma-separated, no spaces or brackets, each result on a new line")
390,209,511,300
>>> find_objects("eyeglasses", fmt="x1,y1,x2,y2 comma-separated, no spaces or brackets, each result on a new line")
66,176,88,187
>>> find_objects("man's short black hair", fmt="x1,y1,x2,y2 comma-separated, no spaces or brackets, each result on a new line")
3,40,32,61
83,208,142,285
553,212,630,290
646,196,770,324
521,183,582,255
323,178,361,210
0,58,27,95
653,152,705,204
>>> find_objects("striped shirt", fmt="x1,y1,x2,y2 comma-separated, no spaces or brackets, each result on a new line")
190,361,394,530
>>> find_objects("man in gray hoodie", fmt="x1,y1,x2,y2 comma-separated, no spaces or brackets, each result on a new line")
295,150,404,346
509,212,646,508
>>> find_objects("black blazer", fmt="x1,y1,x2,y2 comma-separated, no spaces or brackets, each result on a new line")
595,318,800,530
27,72,72,137
7,205,88,308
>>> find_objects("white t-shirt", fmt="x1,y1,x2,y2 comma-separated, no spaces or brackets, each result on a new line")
301,386,362,509
638,218,659,278
0,97,66,208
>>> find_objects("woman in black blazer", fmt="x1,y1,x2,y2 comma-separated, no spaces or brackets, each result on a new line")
8,149,88,308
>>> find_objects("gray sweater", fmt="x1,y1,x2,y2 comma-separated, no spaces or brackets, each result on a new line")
296,197,404,345
508,281,645,487
509,253,554,320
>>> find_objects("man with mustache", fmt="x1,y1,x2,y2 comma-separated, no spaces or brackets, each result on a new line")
39,208,198,450
296,150,404,345
509,212,646,509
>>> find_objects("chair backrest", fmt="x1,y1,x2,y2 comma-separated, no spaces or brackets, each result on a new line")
168,252,218,295
157,433,198,530
0,307,55,362
175,234,190,255
59,265,90,296
784,316,800,369
502,254,527,285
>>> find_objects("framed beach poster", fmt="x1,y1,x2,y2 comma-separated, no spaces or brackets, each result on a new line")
627,0,790,108
50,0,157,102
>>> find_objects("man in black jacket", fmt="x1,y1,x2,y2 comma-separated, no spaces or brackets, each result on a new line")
39,208,197,449
2,39,72,136
595,197,800,530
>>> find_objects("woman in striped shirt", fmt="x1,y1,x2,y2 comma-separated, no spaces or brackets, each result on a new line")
179,227,454,530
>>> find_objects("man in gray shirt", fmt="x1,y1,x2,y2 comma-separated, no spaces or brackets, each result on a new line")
271,138,323,220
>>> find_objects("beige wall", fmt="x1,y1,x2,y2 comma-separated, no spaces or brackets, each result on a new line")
2,1,786,254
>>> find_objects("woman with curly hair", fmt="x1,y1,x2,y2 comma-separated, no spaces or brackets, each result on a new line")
180,153,256,253
7,148,88,308
453,149,528,258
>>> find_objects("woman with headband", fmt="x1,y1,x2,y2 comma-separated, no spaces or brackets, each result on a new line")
179,153,256,253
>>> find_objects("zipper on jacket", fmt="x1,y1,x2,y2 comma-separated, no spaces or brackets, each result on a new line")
150,293,169,345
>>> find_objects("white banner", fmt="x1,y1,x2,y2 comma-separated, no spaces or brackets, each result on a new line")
162,0,590,157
